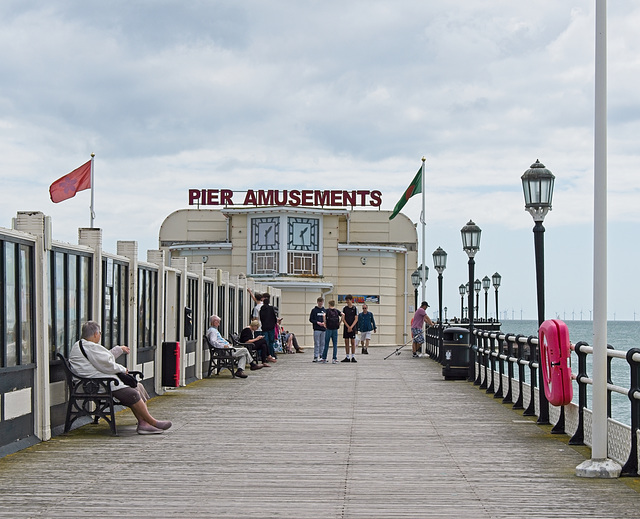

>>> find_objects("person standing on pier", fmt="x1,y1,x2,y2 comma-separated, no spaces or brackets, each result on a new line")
259,293,278,360
309,297,326,362
323,300,342,363
411,301,433,358
357,304,377,354
341,294,359,362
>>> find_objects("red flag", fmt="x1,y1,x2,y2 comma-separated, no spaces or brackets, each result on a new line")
49,160,91,203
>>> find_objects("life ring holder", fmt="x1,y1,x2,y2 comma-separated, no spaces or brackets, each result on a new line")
539,319,573,406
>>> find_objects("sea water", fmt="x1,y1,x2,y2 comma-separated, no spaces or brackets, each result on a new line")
499,319,640,426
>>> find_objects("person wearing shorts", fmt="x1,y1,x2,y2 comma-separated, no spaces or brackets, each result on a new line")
341,295,359,362
411,301,434,357
357,304,377,354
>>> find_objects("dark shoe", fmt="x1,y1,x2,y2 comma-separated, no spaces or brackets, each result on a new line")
250,363,263,371
261,363,271,368
341,357,350,363
363,348,368,354
361,347,365,354
235,369,248,378
351,357,357,363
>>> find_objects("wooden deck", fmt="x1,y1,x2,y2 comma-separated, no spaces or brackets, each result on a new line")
1,347,639,518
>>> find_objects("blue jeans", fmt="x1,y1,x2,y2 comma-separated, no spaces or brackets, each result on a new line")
323,328,339,360
263,329,276,357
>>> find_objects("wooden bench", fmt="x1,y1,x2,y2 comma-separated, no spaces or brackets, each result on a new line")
204,335,239,378
57,353,142,436
230,333,262,363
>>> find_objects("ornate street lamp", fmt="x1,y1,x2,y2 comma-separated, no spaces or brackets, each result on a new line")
461,220,481,382
522,159,555,425
411,269,420,311
474,278,481,317
482,275,491,320
492,272,501,323
432,247,447,324
459,284,466,322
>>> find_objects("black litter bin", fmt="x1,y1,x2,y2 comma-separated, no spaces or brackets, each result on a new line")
441,327,470,380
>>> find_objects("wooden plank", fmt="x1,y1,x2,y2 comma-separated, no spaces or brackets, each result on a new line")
0,348,639,518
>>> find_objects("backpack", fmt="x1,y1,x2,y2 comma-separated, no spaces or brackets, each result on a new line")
326,308,340,329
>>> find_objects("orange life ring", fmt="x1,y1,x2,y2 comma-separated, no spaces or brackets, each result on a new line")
539,319,573,406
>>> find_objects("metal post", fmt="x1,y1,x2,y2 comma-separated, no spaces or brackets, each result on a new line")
468,258,475,383
533,220,549,424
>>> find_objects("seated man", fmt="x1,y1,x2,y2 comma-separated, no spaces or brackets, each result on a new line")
239,320,275,365
207,314,262,378
69,320,172,435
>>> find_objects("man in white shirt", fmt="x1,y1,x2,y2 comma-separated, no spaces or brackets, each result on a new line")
206,314,261,378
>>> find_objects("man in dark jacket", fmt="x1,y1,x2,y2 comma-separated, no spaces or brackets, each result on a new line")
259,293,278,359
309,297,326,362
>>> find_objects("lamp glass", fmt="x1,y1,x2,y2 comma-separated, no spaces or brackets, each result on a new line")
474,278,481,293
522,160,555,209
411,270,420,288
459,283,466,295
482,275,490,291
432,247,447,271
492,272,501,288
460,220,481,255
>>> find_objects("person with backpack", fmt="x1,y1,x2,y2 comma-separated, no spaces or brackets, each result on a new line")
322,300,342,363
341,294,359,362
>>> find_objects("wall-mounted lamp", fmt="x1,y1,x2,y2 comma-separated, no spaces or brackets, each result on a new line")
360,257,367,265
202,256,209,264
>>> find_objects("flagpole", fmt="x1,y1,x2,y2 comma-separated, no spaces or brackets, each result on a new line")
90,153,95,228
420,156,427,303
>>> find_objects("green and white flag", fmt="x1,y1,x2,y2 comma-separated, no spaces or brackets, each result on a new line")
389,167,422,220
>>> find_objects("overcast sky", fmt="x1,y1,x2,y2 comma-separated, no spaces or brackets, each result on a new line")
1,1,639,323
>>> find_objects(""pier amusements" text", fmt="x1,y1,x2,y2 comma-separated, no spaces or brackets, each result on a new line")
188,189,382,207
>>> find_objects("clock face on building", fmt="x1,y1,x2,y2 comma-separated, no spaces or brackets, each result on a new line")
251,217,279,250
288,217,319,251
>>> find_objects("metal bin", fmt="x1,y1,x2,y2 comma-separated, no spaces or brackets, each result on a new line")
441,327,470,380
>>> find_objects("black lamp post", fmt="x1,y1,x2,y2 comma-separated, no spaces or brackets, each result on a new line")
433,247,447,361
432,247,447,323
459,284,466,322
474,278,481,318
482,275,491,320
522,159,555,426
461,220,481,382
444,307,448,321
492,272,501,323
411,269,420,311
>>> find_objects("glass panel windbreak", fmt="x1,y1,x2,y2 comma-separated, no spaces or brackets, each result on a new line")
228,286,236,335
137,267,158,349
5,242,16,367
238,289,244,331
187,277,198,340
19,245,33,364
49,249,93,359
204,281,215,333
1,239,35,367
217,285,225,337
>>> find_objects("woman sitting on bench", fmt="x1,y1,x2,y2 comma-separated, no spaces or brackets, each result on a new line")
69,321,172,435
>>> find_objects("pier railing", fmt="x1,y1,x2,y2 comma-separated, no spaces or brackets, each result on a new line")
425,324,640,477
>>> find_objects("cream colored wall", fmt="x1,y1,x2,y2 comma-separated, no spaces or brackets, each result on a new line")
160,208,418,347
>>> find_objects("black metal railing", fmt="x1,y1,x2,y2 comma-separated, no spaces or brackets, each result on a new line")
423,323,640,477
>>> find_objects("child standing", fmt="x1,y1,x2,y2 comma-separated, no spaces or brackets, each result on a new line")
357,304,377,354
